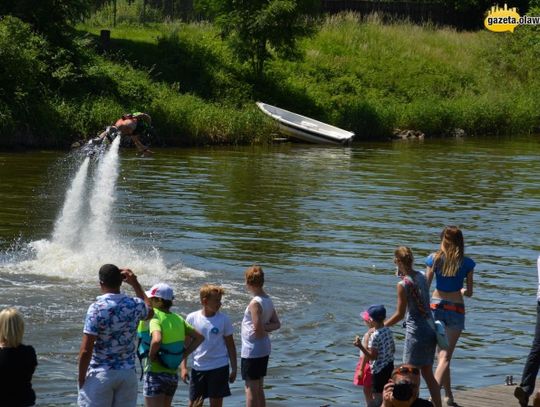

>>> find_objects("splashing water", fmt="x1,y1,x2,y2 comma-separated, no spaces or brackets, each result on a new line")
1,137,184,282
52,157,90,247
85,135,121,250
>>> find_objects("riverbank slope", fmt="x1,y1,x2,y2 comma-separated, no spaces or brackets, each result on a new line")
1,13,538,148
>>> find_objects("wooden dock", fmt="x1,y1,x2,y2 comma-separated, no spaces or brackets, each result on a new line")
452,380,539,407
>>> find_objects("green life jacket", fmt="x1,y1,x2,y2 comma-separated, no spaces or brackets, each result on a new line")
156,342,184,370
137,309,187,374
137,321,151,360
136,321,151,379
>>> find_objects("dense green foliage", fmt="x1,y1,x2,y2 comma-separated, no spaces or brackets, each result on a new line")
0,16,97,145
0,0,90,43
1,6,539,148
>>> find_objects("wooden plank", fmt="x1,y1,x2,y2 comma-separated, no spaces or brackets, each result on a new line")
451,379,540,407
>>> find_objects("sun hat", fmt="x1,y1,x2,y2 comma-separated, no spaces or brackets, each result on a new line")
146,283,174,301
362,304,386,322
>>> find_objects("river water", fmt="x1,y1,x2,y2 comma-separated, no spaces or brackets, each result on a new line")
1,136,539,406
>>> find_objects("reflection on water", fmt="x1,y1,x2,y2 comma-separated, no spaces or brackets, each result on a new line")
1,136,540,405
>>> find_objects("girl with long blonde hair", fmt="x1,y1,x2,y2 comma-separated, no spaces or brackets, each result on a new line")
0,307,37,406
425,226,475,406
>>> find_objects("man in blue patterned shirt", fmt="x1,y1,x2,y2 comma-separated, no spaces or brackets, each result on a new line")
78,264,152,407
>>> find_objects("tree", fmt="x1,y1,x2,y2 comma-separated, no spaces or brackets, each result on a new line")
212,0,319,78
0,0,90,43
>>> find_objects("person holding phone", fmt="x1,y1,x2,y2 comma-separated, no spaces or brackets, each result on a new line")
369,364,433,407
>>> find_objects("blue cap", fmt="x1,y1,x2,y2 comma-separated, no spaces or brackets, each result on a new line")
366,304,386,321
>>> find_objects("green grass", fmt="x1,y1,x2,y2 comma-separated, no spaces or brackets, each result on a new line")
265,13,539,138
79,11,538,142
2,9,539,147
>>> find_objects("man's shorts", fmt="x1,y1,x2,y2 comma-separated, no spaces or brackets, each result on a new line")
371,362,394,394
189,365,231,401
143,372,179,398
241,356,269,381
78,369,138,407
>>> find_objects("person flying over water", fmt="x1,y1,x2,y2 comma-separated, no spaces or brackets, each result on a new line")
91,112,153,156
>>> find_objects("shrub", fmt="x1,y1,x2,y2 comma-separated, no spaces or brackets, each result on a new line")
0,17,48,110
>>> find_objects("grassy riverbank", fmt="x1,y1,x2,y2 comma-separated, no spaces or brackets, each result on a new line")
2,13,539,148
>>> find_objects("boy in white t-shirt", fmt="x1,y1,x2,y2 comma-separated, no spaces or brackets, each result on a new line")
181,284,237,407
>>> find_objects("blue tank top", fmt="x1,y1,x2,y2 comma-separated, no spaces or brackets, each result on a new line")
425,253,475,292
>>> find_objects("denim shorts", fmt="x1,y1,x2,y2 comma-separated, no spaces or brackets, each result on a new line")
143,372,179,398
431,298,465,331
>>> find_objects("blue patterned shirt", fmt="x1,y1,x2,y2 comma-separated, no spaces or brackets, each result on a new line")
83,293,148,371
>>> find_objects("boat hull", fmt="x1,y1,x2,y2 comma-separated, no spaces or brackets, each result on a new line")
277,121,350,145
256,102,354,145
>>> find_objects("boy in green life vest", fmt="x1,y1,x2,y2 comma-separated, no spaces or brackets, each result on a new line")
138,283,204,407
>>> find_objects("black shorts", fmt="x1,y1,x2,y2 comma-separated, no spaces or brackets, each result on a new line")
189,365,231,401
371,362,394,393
241,356,269,381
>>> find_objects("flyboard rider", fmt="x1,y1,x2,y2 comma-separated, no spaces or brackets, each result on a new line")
89,112,153,156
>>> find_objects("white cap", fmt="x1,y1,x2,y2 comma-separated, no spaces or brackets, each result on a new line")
146,283,174,301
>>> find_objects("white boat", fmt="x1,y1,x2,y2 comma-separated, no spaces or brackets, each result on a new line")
256,102,355,145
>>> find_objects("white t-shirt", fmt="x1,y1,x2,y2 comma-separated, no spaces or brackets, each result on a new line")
241,295,275,358
185,310,234,371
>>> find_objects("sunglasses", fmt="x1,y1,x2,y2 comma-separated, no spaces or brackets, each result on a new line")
393,366,420,376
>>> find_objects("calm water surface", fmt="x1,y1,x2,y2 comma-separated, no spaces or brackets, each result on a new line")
1,136,540,406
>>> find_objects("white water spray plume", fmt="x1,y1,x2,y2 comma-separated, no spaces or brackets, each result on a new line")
1,137,186,282
52,157,90,247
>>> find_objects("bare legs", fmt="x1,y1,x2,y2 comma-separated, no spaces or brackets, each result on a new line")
435,328,462,403
145,394,174,407
188,396,204,407
245,378,265,407
421,365,441,407
362,385,373,405
209,397,224,407
187,395,224,406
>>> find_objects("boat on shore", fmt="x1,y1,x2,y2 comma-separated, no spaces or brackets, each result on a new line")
256,102,355,145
